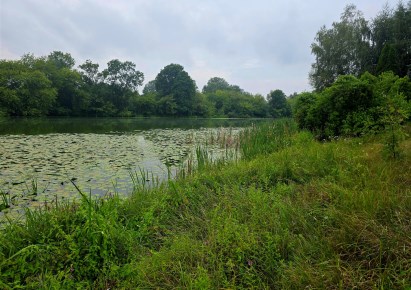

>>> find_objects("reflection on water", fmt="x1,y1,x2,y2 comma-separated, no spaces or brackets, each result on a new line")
0,117,267,135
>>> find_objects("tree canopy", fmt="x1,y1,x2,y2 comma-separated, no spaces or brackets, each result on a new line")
267,89,292,118
0,53,275,118
310,2,411,91
155,64,197,116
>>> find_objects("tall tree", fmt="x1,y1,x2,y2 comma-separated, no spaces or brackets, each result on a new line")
310,5,372,91
99,59,144,113
202,77,231,93
203,77,244,93
101,59,144,92
79,60,100,85
47,51,75,69
372,2,411,77
155,64,196,116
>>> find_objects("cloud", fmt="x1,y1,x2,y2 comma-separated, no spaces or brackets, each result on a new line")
0,0,394,95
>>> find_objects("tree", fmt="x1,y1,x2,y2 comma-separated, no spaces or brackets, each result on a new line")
391,2,411,77
310,5,372,91
0,60,57,116
203,77,244,94
155,64,196,116
202,77,231,93
250,94,269,117
51,68,85,115
47,51,75,69
101,59,144,92
79,60,100,85
376,44,399,74
292,92,318,130
99,59,144,113
372,3,411,77
142,80,157,95
267,89,291,118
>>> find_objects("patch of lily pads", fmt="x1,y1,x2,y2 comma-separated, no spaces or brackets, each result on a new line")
0,127,241,222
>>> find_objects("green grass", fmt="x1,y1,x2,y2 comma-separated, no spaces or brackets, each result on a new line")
0,120,410,289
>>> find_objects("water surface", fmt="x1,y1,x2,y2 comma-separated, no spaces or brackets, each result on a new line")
0,117,267,219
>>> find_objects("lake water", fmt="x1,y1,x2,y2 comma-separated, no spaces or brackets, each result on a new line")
0,117,266,219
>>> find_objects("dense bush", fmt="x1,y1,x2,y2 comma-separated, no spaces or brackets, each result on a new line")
293,72,411,138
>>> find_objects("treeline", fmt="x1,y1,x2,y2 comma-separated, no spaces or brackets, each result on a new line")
292,2,411,139
0,53,291,118
310,2,411,91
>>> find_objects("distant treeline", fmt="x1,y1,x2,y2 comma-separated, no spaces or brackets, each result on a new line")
0,2,409,121
0,53,291,118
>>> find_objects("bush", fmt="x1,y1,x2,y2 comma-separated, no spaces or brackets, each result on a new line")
294,72,411,139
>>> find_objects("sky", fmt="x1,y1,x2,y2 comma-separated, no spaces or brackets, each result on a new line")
0,0,397,95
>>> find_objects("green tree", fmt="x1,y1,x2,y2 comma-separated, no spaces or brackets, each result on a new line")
267,89,291,118
142,80,157,95
102,59,144,92
131,93,157,116
376,44,399,74
155,64,196,116
202,77,231,93
79,60,100,85
0,60,57,116
203,77,244,94
47,51,75,69
310,5,372,91
192,92,212,117
157,95,177,116
292,92,318,130
99,59,144,113
250,94,269,117
372,3,411,77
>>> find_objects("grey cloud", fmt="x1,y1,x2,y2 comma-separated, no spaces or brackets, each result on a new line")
1,0,394,95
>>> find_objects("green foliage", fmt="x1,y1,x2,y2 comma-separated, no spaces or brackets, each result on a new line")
1,121,410,288
155,63,196,116
131,92,157,116
381,93,410,159
101,59,144,92
203,89,269,118
78,59,100,85
292,92,318,130
1,53,271,118
310,5,372,91
202,77,243,94
267,89,292,118
47,51,75,69
0,60,57,116
310,3,411,91
294,72,411,139
142,79,156,95
376,43,399,74
240,119,297,160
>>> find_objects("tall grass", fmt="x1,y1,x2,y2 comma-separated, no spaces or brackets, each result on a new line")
0,120,410,289
240,119,297,160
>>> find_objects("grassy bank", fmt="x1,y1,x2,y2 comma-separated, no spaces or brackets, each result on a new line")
1,120,410,289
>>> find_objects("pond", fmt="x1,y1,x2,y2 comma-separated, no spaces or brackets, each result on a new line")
0,117,267,220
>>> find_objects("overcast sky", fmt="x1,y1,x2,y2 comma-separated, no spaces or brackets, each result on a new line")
0,0,397,95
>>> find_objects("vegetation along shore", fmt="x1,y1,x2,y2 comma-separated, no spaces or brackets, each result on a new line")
0,2,410,289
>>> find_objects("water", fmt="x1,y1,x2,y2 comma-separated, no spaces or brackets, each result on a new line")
0,117,268,218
